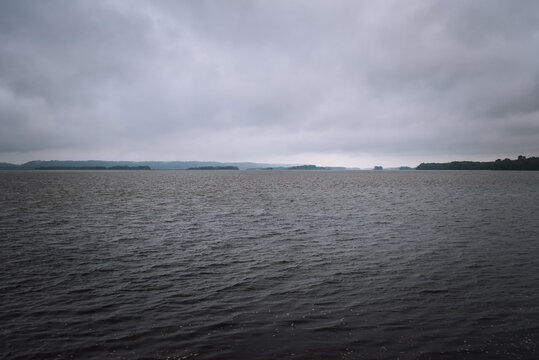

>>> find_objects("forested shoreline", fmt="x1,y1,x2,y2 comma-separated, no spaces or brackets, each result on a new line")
417,156,539,170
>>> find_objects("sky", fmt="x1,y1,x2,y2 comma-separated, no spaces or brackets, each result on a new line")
1,0,539,168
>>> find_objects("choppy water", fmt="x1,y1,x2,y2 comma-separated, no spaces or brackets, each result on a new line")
1,170,539,359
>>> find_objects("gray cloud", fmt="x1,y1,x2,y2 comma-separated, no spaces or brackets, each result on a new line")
1,0,539,167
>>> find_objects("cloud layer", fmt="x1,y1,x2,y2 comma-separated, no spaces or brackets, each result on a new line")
1,0,539,166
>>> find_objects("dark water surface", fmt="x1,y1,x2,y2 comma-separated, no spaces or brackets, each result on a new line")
1,170,539,359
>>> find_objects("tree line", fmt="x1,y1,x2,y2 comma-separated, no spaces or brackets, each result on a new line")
417,156,539,170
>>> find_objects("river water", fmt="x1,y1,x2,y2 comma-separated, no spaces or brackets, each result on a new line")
1,170,539,359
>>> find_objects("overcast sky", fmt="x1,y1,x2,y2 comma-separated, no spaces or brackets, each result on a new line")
1,0,539,167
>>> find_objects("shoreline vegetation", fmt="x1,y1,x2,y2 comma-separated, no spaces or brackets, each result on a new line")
416,156,539,170
0,156,538,171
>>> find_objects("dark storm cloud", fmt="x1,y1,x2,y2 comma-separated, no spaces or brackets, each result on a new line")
1,0,539,166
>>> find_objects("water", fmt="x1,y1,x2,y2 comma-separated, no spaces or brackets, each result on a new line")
1,170,539,359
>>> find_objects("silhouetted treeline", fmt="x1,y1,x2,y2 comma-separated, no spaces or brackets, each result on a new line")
35,166,151,170
417,156,539,170
187,166,239,170
287,165,331,170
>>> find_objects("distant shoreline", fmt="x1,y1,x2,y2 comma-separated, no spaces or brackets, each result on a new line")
417,156,539,171
187,166,239,170
35,166,151,170
1,156,538,171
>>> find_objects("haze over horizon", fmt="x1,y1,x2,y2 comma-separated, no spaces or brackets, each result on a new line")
1,1,539,168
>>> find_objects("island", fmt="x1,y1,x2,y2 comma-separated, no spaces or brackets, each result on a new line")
286,165,331,170
187,166,239,170
248,165,345,170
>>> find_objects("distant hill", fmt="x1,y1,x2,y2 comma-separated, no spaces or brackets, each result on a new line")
35,165,151,170
0,160,354,171
0,160,294,170
417,156,539,170
0,162,20,170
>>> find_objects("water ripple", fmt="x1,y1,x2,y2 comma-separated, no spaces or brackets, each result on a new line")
1,170,539,359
